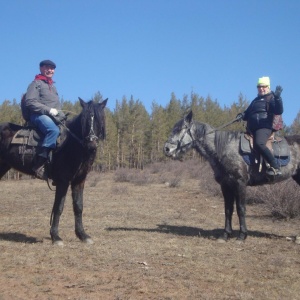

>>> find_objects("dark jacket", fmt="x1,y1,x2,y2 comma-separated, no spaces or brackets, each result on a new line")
243,92,283,133
25,79,60,116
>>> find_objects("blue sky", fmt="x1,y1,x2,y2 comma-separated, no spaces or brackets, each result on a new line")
1,0,299,126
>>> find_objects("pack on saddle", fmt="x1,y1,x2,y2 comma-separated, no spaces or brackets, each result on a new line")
239,132,290,183
11,115,67,181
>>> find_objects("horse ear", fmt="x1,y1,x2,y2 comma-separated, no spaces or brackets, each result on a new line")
185,111,193,124
78,97,86,108
100,98,108,108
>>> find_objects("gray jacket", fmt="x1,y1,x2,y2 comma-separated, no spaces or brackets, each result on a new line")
25,79,61,116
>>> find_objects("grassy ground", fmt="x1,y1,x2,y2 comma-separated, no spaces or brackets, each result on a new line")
0,168,300,300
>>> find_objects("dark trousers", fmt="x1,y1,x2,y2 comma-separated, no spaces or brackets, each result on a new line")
253,128,279,169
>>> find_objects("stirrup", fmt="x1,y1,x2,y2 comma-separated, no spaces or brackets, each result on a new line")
34,165,48,180
266,167,282,176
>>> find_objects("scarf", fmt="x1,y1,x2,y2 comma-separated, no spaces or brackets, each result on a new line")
34,74,54,85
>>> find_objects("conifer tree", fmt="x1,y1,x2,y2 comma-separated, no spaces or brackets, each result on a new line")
290,111,300,134
149,101,168,162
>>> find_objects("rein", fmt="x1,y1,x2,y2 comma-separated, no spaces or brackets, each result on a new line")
206,117,241,135
57,119,83,145
180,117,240,147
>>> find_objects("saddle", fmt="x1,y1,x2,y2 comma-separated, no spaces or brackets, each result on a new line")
240,132,290,168
11,124,67,157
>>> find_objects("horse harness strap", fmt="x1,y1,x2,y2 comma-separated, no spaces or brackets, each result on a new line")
183,117,239,144
86,114,99,144
206,117,241,135
177,124,195,150
54,113,99,146
58,121,83,145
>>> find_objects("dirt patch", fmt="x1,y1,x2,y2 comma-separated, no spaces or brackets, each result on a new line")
0,173,300,299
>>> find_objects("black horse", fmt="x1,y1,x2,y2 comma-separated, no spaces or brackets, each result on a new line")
164,111,300,241
0,97,107,245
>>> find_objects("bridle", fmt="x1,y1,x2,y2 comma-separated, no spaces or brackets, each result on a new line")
55,111,101,147
172,122,195,151
85,112,99,145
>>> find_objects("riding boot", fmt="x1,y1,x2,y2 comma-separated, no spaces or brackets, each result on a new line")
258,146,282,176
33,148,49,180
266,158,282,176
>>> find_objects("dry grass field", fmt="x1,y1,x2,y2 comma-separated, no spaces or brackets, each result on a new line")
0,166,300,300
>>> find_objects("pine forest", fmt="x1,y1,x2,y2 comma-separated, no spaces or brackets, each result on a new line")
1,91,300,173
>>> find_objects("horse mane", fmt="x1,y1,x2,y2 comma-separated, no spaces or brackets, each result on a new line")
93,101,106,140
214,130,241,159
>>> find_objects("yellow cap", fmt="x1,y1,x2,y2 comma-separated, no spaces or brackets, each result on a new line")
257,76,270,87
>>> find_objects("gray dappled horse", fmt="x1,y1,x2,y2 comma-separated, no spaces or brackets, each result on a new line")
164,111,300,241
0,98,107,246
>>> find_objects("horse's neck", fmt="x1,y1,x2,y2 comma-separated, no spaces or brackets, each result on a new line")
193,122,221,169
194,122,215,150
68,115,83,138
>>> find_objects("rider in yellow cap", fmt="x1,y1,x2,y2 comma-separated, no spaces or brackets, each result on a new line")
236,76,284,176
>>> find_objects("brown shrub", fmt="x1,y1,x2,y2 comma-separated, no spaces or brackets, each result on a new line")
86,171,102,187
114,168,154,186
252,180,300,219
114,168,136,182
147,162,166,174
130,170,153,186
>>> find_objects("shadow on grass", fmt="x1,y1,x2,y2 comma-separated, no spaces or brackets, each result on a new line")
106,224,284,240
0,232,42,243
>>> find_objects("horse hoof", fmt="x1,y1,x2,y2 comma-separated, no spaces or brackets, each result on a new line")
218,232,231,242
53,240,64,247
84,238,94,245
237,233,247,241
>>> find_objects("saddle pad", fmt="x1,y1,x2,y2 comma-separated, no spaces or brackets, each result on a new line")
240,133,290,157
242,153,290,167
272,139,290,157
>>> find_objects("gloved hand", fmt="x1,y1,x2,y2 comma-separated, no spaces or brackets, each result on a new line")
56,111,66,122
274,85,283,99
236,112,244,121
49,108,59,116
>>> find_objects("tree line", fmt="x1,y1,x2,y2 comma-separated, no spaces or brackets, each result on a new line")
1,92,300,171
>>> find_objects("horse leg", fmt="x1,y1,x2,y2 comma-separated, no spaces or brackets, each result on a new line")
220,183,234,241
234,180,248,241
50,182,69,246
292,170,300,186
292,171,300,244
71,181,93,244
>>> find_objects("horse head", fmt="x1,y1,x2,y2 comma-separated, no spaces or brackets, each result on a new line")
79,97,107,151
164,111,195,159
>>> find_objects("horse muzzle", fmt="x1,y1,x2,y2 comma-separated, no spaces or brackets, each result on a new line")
164,142,179,158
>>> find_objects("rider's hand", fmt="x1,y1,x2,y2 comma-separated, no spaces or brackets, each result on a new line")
49,108,59,116
57,111,66,122
274,85,283,99
236,113,244,121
